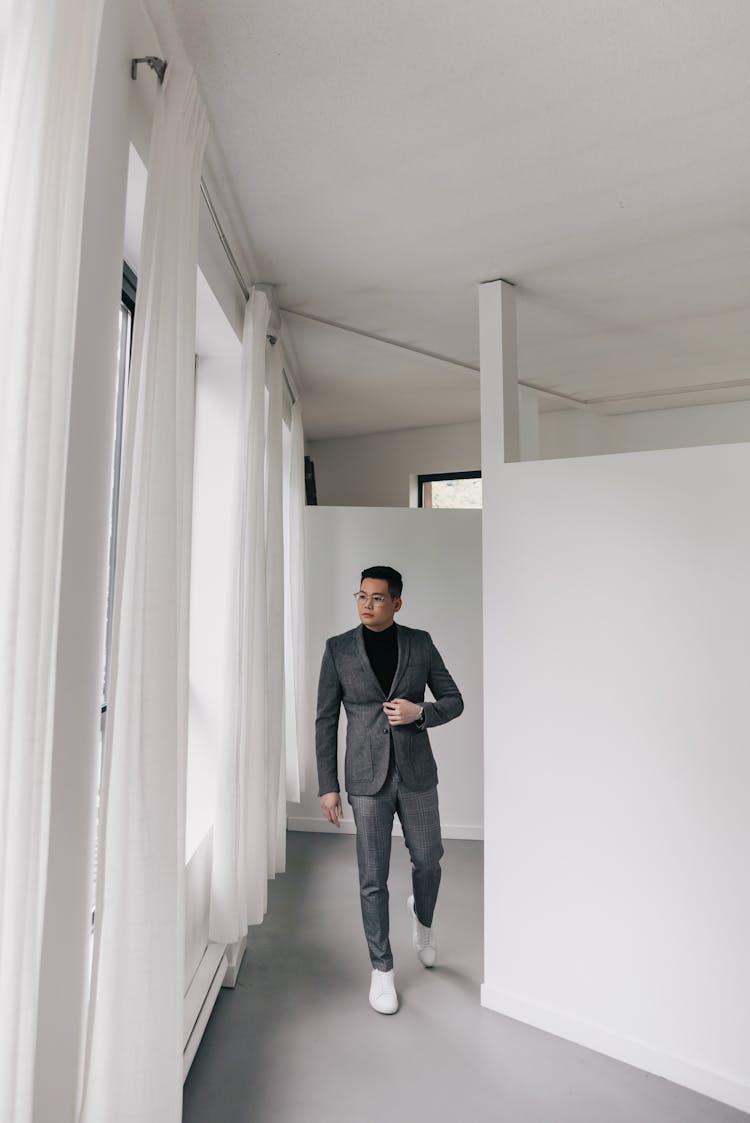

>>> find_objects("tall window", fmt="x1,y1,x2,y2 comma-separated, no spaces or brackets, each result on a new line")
92,264,136,926
102,263,136,717
418,470,482,509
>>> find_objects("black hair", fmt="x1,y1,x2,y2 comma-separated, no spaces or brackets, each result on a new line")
360,565,403,599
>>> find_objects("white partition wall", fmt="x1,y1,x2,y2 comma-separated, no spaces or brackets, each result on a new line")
290,506,483,838
481,440,750,1112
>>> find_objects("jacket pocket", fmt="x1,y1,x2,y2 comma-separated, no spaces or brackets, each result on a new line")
346,741,374,783
407,729,437,784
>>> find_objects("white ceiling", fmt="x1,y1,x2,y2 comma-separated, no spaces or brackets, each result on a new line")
171,0,750,439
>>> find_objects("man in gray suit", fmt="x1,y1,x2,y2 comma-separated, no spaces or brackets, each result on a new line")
316,565,463,1014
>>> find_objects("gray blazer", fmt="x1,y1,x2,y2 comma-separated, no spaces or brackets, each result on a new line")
315,623,463,797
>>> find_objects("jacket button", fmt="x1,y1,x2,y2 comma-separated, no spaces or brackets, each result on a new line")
383,727,388,733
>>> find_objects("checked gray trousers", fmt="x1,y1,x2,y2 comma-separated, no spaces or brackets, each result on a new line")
348,758,443,972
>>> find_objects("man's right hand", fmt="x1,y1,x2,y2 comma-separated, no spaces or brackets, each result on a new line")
320,792,343,828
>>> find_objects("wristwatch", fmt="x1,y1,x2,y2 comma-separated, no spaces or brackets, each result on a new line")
415,704,426,729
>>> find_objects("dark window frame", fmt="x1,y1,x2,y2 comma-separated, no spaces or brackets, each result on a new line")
417,470,481,508
122,259,137,318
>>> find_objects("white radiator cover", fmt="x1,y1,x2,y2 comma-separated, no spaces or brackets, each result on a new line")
184,828,229,1079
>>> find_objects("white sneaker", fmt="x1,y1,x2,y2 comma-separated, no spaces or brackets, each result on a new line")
408,895,437,968
369,968,398,1014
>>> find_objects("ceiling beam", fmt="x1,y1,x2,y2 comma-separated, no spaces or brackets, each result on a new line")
280,307,588,409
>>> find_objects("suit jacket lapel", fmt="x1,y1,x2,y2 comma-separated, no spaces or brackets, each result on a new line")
354,625,387,699
388,625,410,700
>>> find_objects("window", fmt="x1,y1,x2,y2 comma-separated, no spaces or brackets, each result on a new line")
418,470,482,509
91,264,136,928
102,263,136,717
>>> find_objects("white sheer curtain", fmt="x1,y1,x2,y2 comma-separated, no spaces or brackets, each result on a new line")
209,304,305,943
79,63,208,1123
210,290,271,943
284,400,308,801
266,342,287,875
0,1,103,1120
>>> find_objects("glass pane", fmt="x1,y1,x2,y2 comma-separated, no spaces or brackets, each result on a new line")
93,299,132,930
102,302,132,710
429,478,482,509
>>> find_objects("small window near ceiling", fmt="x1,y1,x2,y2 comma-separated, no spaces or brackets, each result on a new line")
418,470,482,509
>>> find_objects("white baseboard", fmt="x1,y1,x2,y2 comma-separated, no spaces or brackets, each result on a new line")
287,816,483,841
221,934,247,988
183,944,227,1080
480,984,750,1115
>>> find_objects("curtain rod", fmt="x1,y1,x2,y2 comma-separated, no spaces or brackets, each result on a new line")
130,56,296,404
199,179,249,301
199,180,297,406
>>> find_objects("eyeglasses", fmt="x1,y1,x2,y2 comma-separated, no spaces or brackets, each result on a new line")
353,592,389,605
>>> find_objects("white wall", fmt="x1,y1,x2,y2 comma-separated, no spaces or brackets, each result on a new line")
307,420,481,506
306,402,750,508
481,440,750,1112
289,506,483,838
542,398,750,459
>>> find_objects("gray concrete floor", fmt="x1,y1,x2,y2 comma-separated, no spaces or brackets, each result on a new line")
183,831,747,1123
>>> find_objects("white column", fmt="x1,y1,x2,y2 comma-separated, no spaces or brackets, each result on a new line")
478,278,517,999
478,279,519,466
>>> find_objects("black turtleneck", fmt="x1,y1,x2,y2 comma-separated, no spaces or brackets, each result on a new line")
362,622,398,696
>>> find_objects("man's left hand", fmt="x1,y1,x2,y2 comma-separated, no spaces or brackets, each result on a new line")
383,698,422,726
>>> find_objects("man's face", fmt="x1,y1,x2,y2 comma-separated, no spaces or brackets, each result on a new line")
356,577,402,632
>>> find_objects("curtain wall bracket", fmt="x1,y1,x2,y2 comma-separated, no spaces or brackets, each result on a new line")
131,56,167,84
